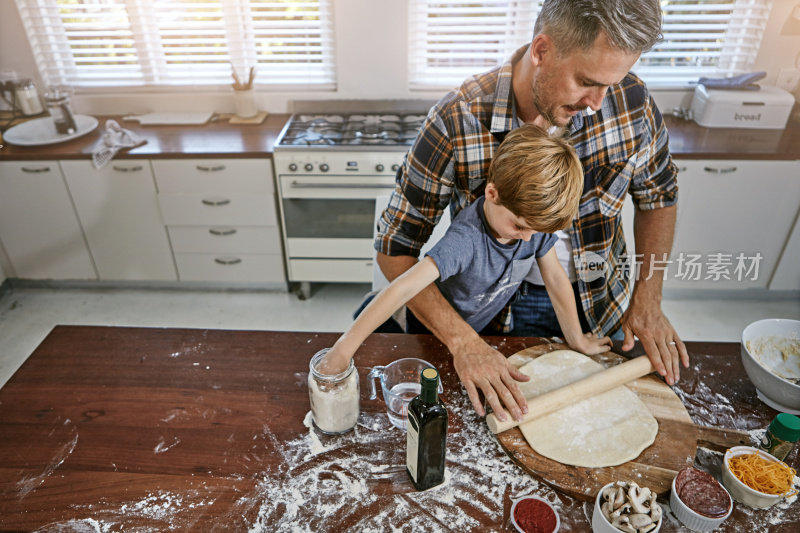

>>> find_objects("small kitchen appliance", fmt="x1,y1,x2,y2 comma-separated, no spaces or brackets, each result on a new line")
691,84,795,129
273,110,428,298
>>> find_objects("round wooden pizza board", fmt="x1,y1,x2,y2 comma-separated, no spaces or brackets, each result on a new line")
495,343,750,501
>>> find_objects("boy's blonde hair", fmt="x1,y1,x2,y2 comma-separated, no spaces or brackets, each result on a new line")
488,124,583,233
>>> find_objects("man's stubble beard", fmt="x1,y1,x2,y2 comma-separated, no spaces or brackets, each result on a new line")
531,68,571,128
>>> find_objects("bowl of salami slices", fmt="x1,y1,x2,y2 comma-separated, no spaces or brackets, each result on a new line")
670,466,732,531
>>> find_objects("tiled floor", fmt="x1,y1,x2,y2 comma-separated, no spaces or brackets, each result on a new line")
0,283,798,388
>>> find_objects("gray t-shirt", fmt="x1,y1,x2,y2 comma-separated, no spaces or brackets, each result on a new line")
426,197,558,332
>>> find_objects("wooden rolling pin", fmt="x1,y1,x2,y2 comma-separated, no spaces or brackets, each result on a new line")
486,355,655,434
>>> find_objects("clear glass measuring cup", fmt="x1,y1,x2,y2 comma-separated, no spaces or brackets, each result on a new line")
368,358,443,430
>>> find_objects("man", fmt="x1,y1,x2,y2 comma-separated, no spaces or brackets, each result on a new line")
375,0,689,423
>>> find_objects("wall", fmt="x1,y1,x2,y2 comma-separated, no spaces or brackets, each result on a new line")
1,0,799,115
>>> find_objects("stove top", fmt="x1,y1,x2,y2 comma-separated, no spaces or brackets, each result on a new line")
275,113,427,150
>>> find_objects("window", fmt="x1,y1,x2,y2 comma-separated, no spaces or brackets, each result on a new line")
408,0,540,90
15,0,336,89
408,0,772,90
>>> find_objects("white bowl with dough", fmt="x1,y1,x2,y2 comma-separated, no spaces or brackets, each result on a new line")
722,446,788,509
592,482,662,533
741,318,800,410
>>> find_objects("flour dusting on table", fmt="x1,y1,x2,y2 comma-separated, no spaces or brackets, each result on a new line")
233,392,562,532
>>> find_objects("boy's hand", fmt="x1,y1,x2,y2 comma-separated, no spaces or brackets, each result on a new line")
315,347,350,376
569,332,612,355
451,336,530,423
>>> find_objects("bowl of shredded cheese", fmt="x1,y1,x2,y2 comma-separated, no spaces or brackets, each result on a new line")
722,446,798,509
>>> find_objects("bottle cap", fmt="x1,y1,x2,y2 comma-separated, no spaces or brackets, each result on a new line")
770,413,800,442
421,367,438,382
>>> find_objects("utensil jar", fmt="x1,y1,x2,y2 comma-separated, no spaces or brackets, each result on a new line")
233,88,258,118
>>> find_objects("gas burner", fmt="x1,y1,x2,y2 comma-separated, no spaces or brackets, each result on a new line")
358,126,389,140
348,114,401,124
285,130,341,146
276,112,427,149
343,137,401,145
296,114,345,124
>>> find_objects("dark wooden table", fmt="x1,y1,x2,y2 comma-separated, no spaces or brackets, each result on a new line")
0,326,797,531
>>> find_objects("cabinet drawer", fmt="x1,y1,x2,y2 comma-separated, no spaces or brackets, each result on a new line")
168,226,281,254
174,253,285,282
152,159,274,194
158,193,276,226
289,259,374,282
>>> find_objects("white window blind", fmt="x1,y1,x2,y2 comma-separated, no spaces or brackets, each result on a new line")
408,0,772,90
408,0,541,90
15,0,336,89
635,0,772,86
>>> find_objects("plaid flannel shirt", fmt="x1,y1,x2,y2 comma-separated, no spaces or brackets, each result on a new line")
375,46,678,335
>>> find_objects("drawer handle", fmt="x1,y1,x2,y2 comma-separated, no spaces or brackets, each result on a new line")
215,257,242,265
677,166,688,173
197,164,226,172
202,197,231,206
112,165,143,172
21,166,51,173
703,166,737,174
209,227,237,236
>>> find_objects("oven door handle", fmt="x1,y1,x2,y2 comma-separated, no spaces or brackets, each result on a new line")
289,181,395,189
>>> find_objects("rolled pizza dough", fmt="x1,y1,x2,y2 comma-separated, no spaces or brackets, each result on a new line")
517,350,658,468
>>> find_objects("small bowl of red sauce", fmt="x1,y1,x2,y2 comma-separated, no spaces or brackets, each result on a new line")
670,466,732,531
510,496,559,533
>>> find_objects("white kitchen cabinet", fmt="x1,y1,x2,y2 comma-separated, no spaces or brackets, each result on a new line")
666,160,800,290
152,159,285,284
0,161,96,279
61,160,177,281
768,165,800,291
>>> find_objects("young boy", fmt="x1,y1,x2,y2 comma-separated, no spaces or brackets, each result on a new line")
319,124,610,375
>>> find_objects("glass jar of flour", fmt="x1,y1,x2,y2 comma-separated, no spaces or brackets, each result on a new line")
308,348,360,434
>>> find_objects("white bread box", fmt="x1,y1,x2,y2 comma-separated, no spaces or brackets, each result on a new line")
691,84,795,129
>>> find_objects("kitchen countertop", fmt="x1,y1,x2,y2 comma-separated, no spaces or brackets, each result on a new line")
0,112,799,161
0,114,291,160
0,325,796,531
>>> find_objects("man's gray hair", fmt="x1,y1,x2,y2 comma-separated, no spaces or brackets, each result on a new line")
534,0,663,54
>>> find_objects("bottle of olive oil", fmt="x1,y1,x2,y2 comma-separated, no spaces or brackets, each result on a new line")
406,367,448,490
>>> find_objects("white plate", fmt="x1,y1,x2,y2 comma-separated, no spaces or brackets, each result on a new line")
3,115,99,146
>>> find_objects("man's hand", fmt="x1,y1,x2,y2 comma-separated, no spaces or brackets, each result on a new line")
450,336,530,422
620,294,688,385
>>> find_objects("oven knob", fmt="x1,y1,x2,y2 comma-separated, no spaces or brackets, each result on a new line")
304,163,314,172
288,163,298,172
391,164,400,172
319,163,330,172
376,164,385,172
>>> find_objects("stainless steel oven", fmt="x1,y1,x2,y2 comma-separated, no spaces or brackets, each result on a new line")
273,113,425,298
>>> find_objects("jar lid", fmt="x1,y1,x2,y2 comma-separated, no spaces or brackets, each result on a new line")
770,413,800,442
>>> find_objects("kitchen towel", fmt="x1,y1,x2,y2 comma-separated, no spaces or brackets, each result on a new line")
697,71,766,91
92,119,147,169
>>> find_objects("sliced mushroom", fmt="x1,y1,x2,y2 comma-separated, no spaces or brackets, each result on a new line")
613,486,627,510
610,502,631,519
628,484,651,514
602,485,618,503
650,502,662,523
602,500,615,520
610,516,637,533
628,513,653,529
